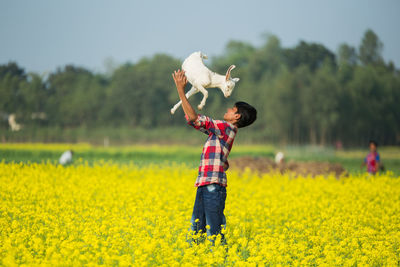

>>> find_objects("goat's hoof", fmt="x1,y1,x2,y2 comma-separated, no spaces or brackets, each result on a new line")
170,108,175,115
197,105,203,110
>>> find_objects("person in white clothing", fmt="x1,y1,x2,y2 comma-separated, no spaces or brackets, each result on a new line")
59,150,74,165
275,152,285,164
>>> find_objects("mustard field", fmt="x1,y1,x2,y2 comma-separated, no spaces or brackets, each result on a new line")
1,161,400,266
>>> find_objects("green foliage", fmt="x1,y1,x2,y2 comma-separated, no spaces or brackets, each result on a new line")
0,62,27,116
283,40,336,71
0,29,399,146
359,29,383,66
1,145,399,175
338,43,357,66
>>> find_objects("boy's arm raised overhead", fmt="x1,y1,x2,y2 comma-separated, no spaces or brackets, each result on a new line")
172,69,197,122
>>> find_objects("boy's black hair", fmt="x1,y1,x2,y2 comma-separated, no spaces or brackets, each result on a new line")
234,101,257,128
369,140,378,147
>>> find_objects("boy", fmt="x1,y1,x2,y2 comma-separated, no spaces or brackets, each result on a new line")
362,140,380,174
172,69,257,242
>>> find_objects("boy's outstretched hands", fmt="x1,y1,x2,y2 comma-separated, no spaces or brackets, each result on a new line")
172,69,187,94
172,69,197,121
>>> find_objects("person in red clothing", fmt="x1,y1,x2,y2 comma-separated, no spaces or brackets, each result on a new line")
362,140,381,174
172,69,257,243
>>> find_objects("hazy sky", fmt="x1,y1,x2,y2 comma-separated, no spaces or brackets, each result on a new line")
1,0,399,73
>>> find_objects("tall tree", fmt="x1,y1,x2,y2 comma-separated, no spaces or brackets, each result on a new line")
46,65,106,127
338,43,357,66
19,73,48,123
248,35,284,81
0,62,27,115
284,41,336,71
103,54,181,127
359,29,383,66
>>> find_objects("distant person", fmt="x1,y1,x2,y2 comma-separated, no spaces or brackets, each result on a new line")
362,140,380,174
275,152,285,164
59,150,74,165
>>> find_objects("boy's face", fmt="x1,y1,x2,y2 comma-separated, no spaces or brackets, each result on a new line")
224,106,241,123
369,143,377,152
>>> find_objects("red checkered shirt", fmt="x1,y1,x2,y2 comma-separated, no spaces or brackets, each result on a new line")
186,114,238,187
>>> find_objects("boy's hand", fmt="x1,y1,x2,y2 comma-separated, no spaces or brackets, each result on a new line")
172,69,187,94
172,69,197,121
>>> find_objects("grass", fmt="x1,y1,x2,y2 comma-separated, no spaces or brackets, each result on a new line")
1,143,399,175
282,145,400,175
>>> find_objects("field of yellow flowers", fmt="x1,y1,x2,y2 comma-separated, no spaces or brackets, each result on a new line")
1,161,400,266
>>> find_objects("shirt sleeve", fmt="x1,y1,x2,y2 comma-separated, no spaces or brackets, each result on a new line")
185,114,231,137
185,114,210,135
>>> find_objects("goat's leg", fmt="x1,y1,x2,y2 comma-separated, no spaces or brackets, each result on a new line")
170,86,198,114
195,84,209,110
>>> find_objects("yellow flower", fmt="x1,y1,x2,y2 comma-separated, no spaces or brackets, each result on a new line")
0,159,399,265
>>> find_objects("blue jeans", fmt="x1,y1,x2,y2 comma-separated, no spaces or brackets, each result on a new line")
190,183,227,241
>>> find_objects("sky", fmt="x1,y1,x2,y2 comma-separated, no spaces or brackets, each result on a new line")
1,0,399,74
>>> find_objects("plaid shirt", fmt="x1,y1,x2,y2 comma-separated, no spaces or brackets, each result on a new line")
186,114,237,187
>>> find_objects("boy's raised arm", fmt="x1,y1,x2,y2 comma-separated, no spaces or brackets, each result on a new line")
172,69,197,122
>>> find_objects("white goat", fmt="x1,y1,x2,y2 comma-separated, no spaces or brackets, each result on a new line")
171,51,239,114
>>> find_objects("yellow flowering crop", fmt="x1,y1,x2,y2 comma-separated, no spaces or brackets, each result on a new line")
1,162,399,266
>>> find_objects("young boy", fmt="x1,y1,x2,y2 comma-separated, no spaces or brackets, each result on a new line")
362,140,380,174
172,69,257,242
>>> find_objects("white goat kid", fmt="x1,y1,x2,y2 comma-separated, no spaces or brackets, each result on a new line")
170,51,239,114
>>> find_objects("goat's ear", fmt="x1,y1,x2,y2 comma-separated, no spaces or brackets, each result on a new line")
200,52,208,59
225,65,236,81
232,78,240,83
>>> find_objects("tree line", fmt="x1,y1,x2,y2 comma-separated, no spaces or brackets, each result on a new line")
1,29,399,146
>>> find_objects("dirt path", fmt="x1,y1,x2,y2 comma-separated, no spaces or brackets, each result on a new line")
230,156,346,177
